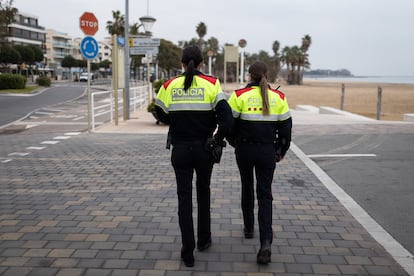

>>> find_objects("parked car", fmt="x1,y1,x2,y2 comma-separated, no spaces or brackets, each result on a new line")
79,72,94,82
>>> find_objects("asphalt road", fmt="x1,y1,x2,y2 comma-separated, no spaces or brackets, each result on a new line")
293,128,414,255
0,84,85,127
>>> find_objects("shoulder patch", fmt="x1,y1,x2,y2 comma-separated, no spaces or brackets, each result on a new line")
235,87,253,97
270,88,285,100
197,74,217,85
163,77,179,89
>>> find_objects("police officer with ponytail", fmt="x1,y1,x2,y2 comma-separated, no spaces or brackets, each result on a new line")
155,46,233,267
228,61,292,264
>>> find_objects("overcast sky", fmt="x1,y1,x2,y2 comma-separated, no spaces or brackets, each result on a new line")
13,0,414,76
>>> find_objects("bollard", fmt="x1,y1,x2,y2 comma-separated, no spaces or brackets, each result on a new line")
377,86,382,120
340,83,345,110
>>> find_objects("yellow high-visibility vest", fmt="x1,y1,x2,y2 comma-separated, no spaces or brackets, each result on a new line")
156,74,226,113
228,86,291,121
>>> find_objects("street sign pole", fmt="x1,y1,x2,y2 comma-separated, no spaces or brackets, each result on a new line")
124,0,130,120
87,59,92,133
79,11,99,132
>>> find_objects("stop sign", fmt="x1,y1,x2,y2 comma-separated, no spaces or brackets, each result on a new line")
80,12,98,36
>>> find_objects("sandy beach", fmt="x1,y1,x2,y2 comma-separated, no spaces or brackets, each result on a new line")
223,80,414,121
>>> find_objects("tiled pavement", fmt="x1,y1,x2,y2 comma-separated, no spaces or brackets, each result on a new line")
0,108,413,275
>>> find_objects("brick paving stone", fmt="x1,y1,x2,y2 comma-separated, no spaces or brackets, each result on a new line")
0,132,410,275
28,267,59,276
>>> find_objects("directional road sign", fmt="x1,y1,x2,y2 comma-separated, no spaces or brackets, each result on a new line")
80,36,99,60
129,37,160,47
130,46,159,56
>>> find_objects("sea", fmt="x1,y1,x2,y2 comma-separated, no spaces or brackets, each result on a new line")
304,76,414,84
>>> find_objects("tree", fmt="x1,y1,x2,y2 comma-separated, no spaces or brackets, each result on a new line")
0,0,18,44
0,44,20,72
157,39,182,78
298,34,312,84
106,10,125,36
196,22,207,50
271,40,281,82
61,55,77,80
28,45,43,63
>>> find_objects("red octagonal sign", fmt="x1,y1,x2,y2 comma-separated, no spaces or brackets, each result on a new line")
80,12,98,36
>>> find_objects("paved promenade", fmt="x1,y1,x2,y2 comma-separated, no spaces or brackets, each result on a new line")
1,104,413,275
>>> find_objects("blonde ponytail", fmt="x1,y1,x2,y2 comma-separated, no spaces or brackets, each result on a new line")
260,77,270,115
248,61,270,116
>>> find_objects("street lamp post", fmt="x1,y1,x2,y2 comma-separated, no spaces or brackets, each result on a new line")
138,15,156,104
238,39,247,84
124,0,156,120
124,0,130,119
207,50,214,76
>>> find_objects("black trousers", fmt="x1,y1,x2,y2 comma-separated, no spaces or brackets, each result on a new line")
235,142,276,245
171,142,214,255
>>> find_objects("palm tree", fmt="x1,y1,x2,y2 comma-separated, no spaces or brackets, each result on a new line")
196,22,207,50
298,34,312,84
272,40,281,82
106,10,125,36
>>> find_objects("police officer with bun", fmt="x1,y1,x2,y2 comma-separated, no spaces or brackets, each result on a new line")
228,61,292,264
155,46,233,267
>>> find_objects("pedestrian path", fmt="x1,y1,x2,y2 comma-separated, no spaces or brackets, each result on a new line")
0,106,413,275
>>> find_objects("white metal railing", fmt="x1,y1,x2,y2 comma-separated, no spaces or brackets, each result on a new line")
91,83,149,131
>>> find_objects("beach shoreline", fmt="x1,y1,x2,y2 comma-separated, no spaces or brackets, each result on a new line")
223,80,414,121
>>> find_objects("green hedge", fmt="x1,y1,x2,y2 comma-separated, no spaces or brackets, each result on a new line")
36,76,51,87
0,74,26,90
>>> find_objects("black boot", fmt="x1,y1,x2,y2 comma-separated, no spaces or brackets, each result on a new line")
197,237,212,252
181,248,194,267
257,241,271,264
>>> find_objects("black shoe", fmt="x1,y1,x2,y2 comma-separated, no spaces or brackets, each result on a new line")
181,248,194,267
244,228,254,239
197,238,212,251
257,243,271,264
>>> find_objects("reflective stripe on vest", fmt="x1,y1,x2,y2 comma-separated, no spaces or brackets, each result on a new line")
239,110,291,121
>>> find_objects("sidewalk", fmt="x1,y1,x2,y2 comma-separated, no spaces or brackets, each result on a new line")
97,106,414,275
0,105,413,275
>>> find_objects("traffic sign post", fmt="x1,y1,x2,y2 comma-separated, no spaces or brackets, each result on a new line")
128,37,160,105
79,11,98,133
80,36,99,60
80,12,99,36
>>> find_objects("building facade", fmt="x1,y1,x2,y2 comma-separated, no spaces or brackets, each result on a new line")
45,29,73,79
6,11,46,47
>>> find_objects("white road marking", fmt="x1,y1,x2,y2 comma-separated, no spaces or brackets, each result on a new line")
307,153,376,158
64,132,81,136
54,136,70,140
35,111,54,115
14,122,88,125
26,146,46,150
8,152,30,156
291,143,414,275
42,108,64,112
25,124,38,129
1,159,12,163
41,141,60,145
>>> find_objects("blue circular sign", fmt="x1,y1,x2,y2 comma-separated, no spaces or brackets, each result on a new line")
80,36,99,60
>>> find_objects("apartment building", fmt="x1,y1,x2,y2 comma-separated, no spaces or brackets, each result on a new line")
5,11,46,48
45,29,73,79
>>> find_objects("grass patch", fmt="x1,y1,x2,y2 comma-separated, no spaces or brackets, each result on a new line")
0,85,42,94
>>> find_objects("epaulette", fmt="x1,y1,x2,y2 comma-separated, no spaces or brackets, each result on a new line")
235,87,253,97
198,74,217,85
162,76,179,89
270,88,285,100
